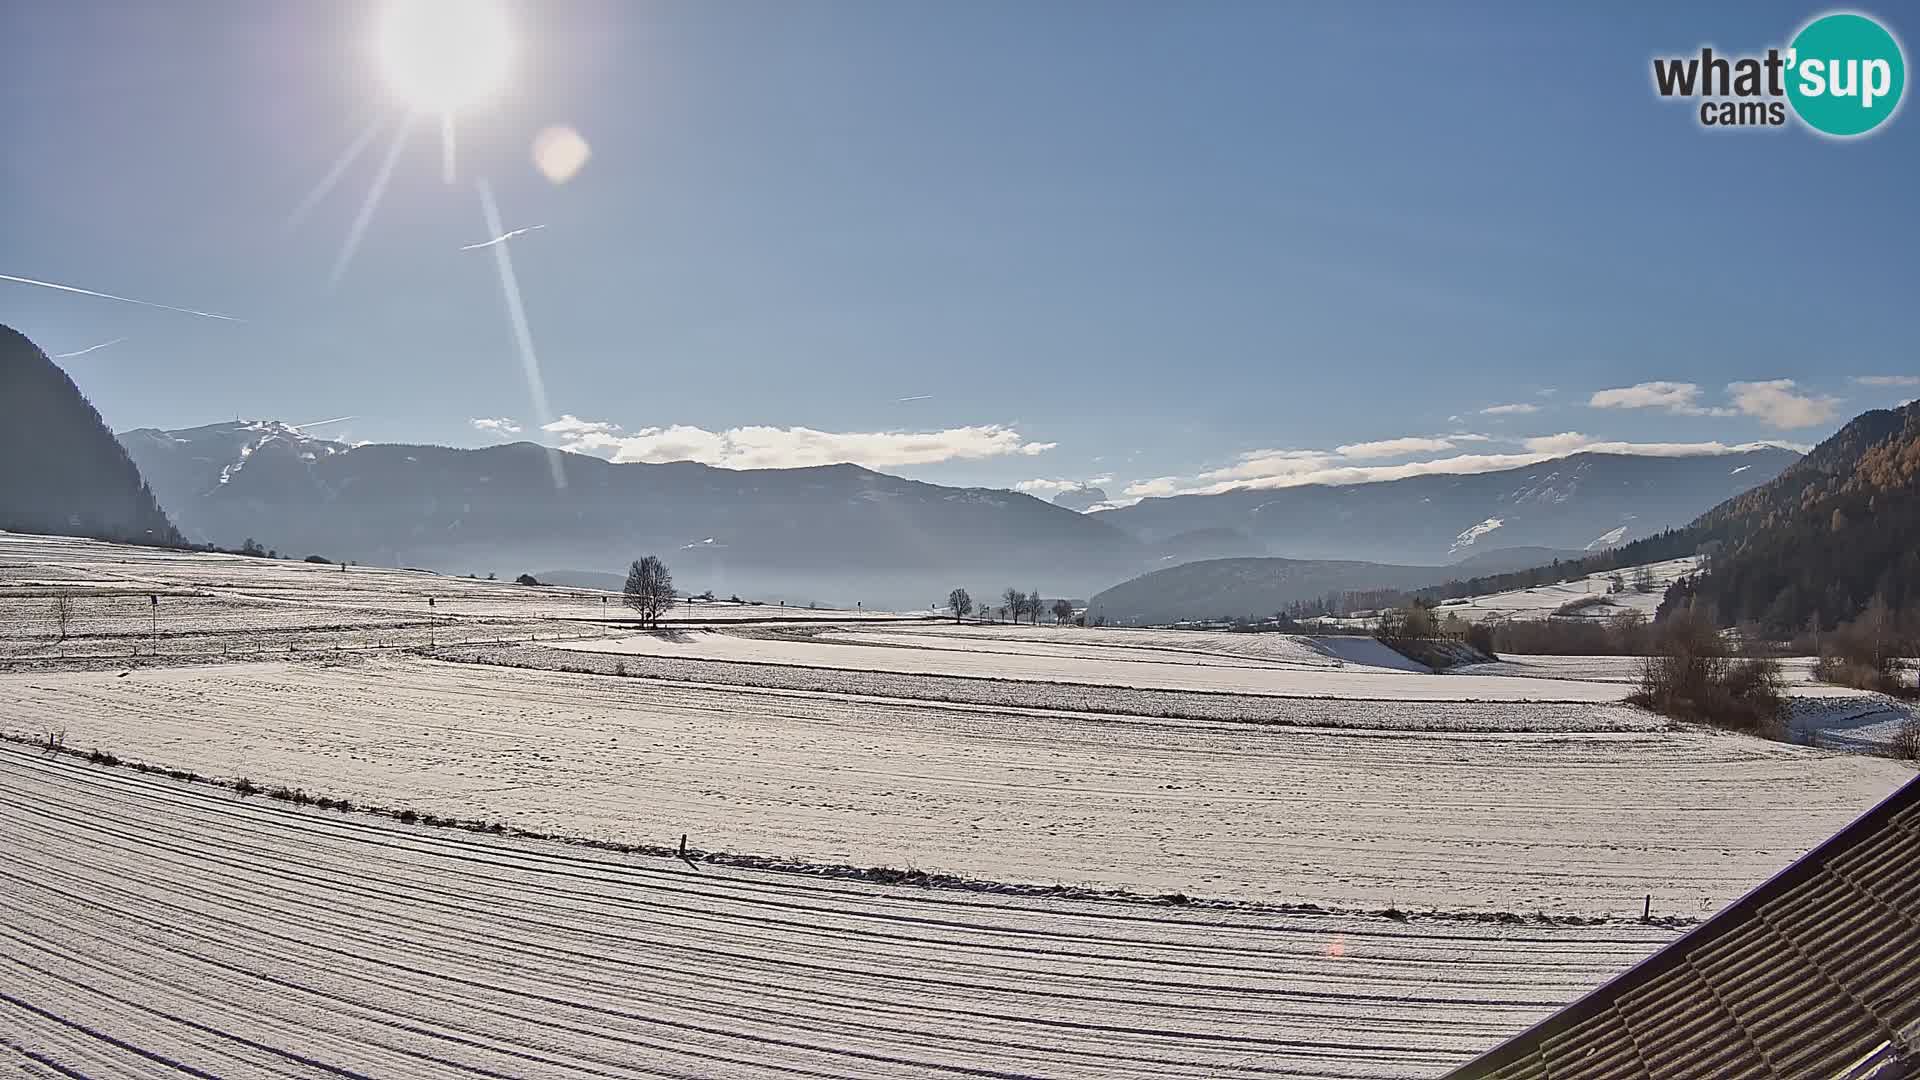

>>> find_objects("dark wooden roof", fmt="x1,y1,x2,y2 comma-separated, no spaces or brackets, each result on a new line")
1441,773,1920,1080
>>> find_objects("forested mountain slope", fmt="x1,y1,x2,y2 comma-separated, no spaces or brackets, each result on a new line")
1674,401,1920,631
0,325,180,546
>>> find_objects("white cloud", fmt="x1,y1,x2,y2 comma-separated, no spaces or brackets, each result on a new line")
1588,378,1841,427
1122,477,1181,498
1193,452,1556,495
1015,475,1114,496
1726,379,1840,429
1852,375,1920,387
542,414,618,437
1480,402,1539,415
1120,433,1809,504
1195,449,1336,485
1520,432,1595,455
1522,431,1808,456
1015,479,1075,496
1588,381,1733,416
1448,432,1495,442
1334,436,1459,459
468,417,522,435
542,417,1057,469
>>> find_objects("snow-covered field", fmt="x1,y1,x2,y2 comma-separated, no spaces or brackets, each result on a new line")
0,746,1682,1079
1788,693,1920,754
815,623,1431,671
1455,654,1825,685
1454,654,1918,754
2,532,1914,1074
0,531,911,633
448,642,1667,732
555,627,1628,702
5,654,1908,916
1433,556,1700,623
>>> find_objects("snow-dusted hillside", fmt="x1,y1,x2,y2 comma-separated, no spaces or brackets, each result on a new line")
118,419,352,505
1093,449,1797,565
1433,556,1701,623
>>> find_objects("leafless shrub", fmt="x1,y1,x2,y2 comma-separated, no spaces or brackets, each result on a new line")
52,593,74,641
1463,622,1497,659
1891,716,1920,761
1630,607,1788,739
1493,612,1652,656
1813,600,1913,696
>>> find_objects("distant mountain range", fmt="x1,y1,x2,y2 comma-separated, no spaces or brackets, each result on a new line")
1,325,180,546
118,421,1144,607
1091,449,1798,564
111,415,1805,609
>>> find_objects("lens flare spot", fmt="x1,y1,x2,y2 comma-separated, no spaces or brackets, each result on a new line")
533,125,592,184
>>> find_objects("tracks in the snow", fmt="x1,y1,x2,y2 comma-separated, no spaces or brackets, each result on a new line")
0,745,1678,1079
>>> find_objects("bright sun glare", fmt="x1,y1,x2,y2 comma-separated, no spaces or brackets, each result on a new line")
376,0,514,113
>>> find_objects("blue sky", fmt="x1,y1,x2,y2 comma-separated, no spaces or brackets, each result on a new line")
3,1,1915,505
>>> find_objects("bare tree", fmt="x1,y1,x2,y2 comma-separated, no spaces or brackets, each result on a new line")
1002,587,1024,625
624,556,675,628
1051,598,1073,625
1028,589,1043,625
947,588,973,623
52,593,73,641
1632,565,1657,594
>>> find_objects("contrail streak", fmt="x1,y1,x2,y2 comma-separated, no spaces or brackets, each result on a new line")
477,179,566,490
53,337,128,359
897,394,934,402
286,116,386,231
459,225,544,251
0,274,238,321
289,415,356,430
329,116,414,287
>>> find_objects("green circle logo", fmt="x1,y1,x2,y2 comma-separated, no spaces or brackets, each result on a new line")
1787,12,1906,136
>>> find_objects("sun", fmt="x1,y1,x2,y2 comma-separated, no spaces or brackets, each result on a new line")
375,0,514,113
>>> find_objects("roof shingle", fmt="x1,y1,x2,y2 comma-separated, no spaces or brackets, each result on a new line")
1441,774,1920,1080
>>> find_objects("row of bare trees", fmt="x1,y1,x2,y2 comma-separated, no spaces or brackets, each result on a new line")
945,587,1073,625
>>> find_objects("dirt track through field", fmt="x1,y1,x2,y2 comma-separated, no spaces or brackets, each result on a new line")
5,656,1908,916
0,745,1684,1079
